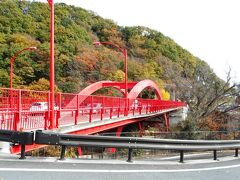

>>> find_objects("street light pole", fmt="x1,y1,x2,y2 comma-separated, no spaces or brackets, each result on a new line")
93,41,128,116
9,47,37,89
93,41,128,99
123,48,128,100
47,0,55,129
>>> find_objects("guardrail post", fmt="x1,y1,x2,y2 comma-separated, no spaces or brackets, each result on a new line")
19,144,26,159
213,150,217,160
179,150,184,163
60,145,66,160
235,148,238,157
127,148,133,163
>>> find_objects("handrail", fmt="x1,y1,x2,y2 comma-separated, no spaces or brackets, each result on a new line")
35,130,240,163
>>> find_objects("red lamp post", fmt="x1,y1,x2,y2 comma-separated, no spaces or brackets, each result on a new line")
93,41,128,115
47,0,55,129
93,42,128,98
10,47,37,89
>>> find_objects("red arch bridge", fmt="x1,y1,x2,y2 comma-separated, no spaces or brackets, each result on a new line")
0,80,185,153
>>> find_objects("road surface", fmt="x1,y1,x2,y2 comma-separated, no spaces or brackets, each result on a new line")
0,152,240,180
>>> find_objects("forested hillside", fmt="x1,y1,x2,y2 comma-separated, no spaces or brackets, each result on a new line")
0,0,197,91
0,0,238,127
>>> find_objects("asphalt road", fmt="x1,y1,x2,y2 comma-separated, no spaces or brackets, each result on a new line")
0,152,240,180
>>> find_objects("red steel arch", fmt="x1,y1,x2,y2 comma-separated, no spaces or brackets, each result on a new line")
66,81,138,108
78,80,162,100
65,80,162,107
79,81,125,96
128,80,163,100
77,81,126,105
72,80,162,105
78,81,138,97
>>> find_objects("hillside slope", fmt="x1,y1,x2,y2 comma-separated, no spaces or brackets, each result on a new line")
0,1,201,91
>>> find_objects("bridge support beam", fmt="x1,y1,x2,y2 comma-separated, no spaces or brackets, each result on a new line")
77,147,82,157
116,126,124,137
164,113,170,132
138,122,143,137
106,126,124,154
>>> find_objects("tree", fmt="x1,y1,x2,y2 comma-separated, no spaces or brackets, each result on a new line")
111,70,125,81
160,89,170,100
176,61,239,121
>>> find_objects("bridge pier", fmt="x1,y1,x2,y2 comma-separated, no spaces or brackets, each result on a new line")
164,113,170,132
138,122,143,137
77,147,82,156
106,126,124,155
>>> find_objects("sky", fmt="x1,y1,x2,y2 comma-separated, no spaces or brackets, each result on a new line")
36,0,240,83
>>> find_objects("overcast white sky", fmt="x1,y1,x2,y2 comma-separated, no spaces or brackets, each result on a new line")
36,0,240,83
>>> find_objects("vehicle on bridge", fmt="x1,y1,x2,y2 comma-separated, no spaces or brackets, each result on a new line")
29,102,59,115
84,103,103,114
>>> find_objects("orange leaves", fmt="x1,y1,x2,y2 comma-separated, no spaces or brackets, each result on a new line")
75,47,98,72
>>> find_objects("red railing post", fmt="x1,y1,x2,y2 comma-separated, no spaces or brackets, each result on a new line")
18,89,21,130
101,97,104,121
44,111,48,130
117,97,120,118
89,96,93,123
138,101,141,115
126,98,129,116
75,94,79,125
146,101,149,114
132,99,135,116
45,91,50,130
56,92,61,128
13,89,21,131
110,107,113,119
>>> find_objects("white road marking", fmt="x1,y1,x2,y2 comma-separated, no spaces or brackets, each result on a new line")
1,163,240,173
159,152,211,160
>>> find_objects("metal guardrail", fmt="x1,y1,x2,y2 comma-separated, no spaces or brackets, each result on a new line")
35,130,240,163
0,130,34,159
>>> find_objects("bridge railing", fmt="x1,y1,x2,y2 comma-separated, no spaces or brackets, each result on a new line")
0,88,185,131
